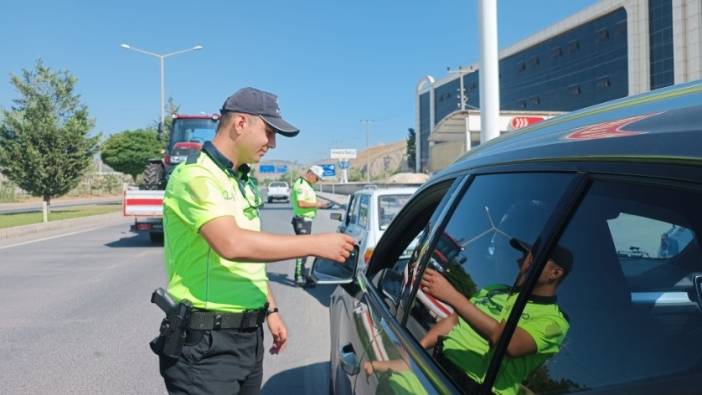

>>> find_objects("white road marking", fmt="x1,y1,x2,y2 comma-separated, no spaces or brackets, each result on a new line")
0,224,120,251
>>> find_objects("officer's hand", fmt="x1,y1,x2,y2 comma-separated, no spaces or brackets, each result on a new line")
315,233,355,263
267,312,287,355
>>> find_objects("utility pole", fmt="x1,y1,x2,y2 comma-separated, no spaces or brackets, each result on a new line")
478,0,500,143
361,120,373,182
448,66,476,153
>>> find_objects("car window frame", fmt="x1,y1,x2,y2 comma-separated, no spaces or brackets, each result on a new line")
397,169,590,394
345,193,359,226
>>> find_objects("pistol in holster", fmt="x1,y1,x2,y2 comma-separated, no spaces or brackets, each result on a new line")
149,287,192,359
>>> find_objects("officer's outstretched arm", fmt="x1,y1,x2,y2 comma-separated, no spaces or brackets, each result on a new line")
200,216,354,263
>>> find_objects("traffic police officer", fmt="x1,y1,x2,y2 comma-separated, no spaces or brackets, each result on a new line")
156,87,354,395
290,165,330,285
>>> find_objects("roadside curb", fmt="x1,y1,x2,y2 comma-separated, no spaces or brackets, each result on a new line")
0,212,130,241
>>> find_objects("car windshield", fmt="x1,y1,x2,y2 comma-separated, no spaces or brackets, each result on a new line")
378,194,412,230
270,182,287,188
169,118,218,151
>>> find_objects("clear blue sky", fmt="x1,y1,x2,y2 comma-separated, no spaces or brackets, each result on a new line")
0,0,596,163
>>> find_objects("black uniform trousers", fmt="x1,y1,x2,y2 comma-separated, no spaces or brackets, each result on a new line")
159,326,264,395
291,216,313,281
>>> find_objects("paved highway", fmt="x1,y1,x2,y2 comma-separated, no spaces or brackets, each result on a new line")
0,202,344,394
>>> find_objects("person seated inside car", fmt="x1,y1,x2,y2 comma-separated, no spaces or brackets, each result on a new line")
419,239,572,395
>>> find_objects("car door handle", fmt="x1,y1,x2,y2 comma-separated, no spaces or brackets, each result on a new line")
339,343,360,376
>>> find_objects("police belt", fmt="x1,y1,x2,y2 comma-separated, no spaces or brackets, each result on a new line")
189,307,267,330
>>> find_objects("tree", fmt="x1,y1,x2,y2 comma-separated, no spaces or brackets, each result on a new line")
0,59,99,222
100,129,162,183
406,128,416,170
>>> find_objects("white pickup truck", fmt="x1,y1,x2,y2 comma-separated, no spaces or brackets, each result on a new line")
266,181,290,203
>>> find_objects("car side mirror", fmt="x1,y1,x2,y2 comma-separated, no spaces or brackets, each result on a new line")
310,248,358,285
330,212,343,221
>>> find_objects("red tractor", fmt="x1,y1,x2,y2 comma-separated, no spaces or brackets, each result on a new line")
143,114,220,190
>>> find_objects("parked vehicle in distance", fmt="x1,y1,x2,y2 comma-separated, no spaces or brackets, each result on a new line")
327,186,418,273
312,80,702,394
266,181,290,203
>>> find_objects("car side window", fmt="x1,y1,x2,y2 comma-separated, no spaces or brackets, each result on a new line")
402,173,575,394
522,179,702,394
358,194,370,229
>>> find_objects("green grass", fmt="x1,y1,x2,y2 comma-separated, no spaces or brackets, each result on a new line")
0,204,121,229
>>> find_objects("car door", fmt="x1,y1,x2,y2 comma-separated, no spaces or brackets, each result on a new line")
320,178,459,394
350,178,465,395
398,172,579,394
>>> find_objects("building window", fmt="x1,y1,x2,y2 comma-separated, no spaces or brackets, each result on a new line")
568,85,582,96
518,100,527,109
530,57,540,66
530,96,541,105
551,46,563,58
597,28,610,42
518,62,526,72
596,77,611,89
568,40,580,53
649,0,674,90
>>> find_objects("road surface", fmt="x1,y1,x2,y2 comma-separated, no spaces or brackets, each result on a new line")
0,202,344,394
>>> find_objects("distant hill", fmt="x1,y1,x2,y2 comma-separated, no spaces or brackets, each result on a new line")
349,140,409,179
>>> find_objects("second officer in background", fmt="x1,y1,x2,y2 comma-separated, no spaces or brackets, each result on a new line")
291,165,330,286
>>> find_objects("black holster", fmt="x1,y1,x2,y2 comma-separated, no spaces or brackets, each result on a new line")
149,293,192,359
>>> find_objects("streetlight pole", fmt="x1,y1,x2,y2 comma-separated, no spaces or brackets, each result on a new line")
120,43,203,128
361,120,373,182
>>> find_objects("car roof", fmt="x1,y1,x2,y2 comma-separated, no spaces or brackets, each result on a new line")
355,186,418,196
442,80,702,175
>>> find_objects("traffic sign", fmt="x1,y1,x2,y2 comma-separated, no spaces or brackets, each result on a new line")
259,165,275,173
330,148,357,159
275,165,288,173
338,160,350,169
321,164,336,177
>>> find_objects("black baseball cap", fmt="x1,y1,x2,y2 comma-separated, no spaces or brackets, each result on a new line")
510,238,573,274
220,87,300,137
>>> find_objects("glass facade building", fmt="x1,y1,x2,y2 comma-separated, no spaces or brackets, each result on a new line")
417,1,683,172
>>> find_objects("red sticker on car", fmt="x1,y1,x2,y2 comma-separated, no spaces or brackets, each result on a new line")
563,114,658,141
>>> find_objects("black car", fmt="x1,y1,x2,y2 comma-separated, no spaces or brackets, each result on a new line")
312,80,702,395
